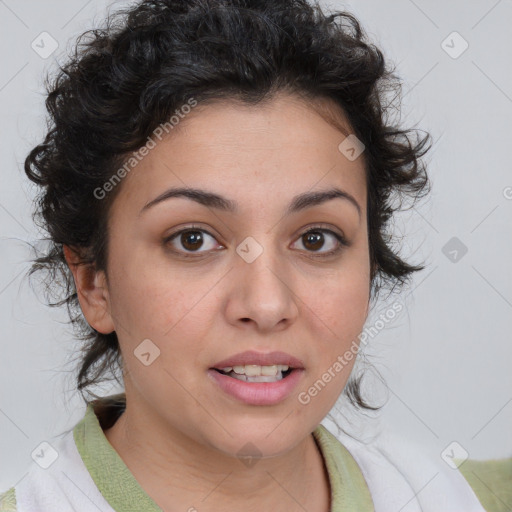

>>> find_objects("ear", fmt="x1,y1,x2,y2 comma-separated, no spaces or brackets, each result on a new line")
63,245,115,334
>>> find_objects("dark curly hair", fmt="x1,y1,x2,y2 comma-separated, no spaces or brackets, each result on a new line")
25,0,432,410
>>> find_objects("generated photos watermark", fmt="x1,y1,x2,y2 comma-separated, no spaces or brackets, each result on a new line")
93,97,198,200
298,301,403,405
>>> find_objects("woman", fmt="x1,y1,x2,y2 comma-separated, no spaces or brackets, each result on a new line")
0,0,510,511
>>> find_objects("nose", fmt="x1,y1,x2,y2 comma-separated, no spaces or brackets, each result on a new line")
223,238,300,333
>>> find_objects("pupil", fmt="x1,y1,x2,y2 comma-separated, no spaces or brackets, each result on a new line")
304,231,323,251
182,231,203,251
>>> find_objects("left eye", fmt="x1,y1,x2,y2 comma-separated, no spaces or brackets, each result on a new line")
291,228,346,256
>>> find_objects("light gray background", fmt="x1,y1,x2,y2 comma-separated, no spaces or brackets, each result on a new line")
1,0,511,491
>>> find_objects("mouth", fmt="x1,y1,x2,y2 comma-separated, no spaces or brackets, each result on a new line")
208,351,305,405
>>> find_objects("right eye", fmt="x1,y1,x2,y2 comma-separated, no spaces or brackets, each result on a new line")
164,225,224,257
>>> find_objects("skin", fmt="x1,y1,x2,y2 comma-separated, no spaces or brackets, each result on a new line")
64,92,371,512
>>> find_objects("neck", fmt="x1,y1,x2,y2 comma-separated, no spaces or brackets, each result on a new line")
102,396,330,512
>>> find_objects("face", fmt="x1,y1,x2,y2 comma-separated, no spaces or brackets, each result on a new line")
82,93,370,458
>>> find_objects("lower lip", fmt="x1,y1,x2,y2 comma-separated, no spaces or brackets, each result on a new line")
207,368,304,406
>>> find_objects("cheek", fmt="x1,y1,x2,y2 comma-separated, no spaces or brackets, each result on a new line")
310,260,370,340
309,279,369,367
300,276,369,413
106,243,183,323
106,251,223,369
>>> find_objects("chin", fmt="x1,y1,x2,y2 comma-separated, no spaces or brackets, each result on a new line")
196,414,312,461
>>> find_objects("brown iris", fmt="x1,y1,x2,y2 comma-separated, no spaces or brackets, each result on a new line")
180,230,204,251
302,231,324,252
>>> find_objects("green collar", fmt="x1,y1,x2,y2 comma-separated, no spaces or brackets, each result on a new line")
73,396,374,511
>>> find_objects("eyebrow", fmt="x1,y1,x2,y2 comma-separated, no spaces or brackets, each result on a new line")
139,186,361,219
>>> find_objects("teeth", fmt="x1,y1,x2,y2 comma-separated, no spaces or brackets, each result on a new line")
228,364,289,376
231,373,284,383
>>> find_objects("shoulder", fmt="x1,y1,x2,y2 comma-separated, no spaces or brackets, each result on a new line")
0,396,125,512
321,421,511,512
457,456,512,512
0,487,16,512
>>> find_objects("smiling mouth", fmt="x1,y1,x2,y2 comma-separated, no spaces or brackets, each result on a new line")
213,365,294,383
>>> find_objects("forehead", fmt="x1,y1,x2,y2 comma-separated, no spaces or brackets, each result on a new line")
111,93,367,218
168,93,354,149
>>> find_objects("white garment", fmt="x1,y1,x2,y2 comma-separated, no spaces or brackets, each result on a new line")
336,427,487,512
12,424,485,512
15,429,116,512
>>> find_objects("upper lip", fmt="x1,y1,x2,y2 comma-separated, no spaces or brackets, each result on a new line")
211,350,305,369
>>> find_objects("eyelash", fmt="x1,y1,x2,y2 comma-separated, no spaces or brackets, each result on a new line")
163,224,349,259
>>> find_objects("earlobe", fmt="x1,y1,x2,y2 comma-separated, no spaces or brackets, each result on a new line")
63,245,115,334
